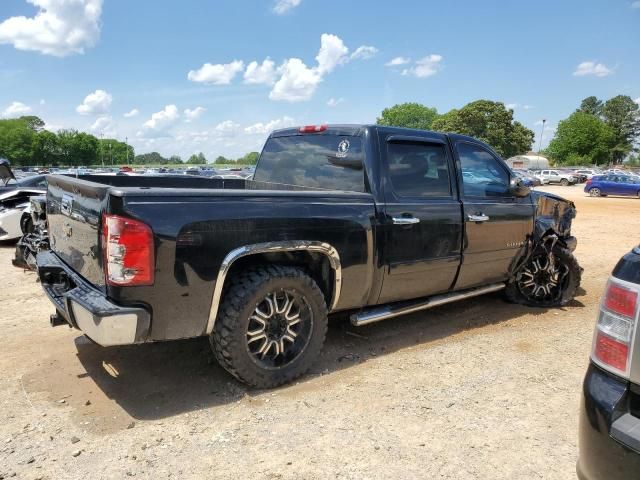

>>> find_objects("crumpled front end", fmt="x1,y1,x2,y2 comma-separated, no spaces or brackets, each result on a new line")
531,191,577,249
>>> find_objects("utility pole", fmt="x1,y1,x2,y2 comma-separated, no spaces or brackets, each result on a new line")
538,119,546,154
125,136,129,165
109,143,113,166
100,133,104,167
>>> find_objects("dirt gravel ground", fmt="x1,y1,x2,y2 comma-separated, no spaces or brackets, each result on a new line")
0,185,638,479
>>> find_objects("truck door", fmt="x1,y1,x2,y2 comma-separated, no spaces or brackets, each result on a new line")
452,140,535,289
377,133,463,304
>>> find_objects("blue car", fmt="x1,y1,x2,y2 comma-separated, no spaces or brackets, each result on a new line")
585,174,640,198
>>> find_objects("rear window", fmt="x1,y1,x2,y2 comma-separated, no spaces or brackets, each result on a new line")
254,135,365,192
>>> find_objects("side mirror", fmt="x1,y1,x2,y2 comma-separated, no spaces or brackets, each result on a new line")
509,177,531,197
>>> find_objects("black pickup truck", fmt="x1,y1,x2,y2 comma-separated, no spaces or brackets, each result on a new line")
36,124,581,387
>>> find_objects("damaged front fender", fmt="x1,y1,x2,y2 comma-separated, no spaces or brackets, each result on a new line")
531,191,577,248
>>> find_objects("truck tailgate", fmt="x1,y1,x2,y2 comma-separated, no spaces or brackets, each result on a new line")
46,175,109,290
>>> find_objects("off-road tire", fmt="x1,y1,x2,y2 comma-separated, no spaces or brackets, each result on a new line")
505,247,581,308
211,265,328,388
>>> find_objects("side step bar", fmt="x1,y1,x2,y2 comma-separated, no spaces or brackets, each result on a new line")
350,283,506,327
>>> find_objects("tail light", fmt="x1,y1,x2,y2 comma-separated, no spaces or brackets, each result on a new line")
592,280,639,377
299,124,327,133
102,214,154,286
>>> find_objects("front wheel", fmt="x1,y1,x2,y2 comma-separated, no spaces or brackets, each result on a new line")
589,187,601,197
211,265,328,388
506,247,581,307
560,178,569,186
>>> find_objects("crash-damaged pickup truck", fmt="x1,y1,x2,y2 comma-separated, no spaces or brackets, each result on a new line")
36,125,581,387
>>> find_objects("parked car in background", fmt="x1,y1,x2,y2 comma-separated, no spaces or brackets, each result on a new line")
560,169,587,183
534,169,577,186
575,168,602,180
577,245,640,480
585,175,640,198
1,159,48,194
512,169,541,187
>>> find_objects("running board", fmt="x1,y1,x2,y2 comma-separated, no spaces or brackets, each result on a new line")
350,283,506,327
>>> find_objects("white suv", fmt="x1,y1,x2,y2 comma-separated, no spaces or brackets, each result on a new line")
537,169,576,186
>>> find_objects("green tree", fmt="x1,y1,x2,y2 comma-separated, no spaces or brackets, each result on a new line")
33,130,60,165
169,155,182,164
601,95,640,163
578,96,603,116
376,102,439,130
214,155,231,164
237,151,259,165
98,139,134,165
431,100,534,157
187,152,207,164
0,116,48,165
546,112,615,165
134,152,169,165
56,130,99,166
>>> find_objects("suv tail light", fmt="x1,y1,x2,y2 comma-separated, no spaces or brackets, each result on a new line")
592,280,640,377
102,214,154,286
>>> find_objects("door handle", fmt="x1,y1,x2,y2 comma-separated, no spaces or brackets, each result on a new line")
392,216,420,225
467,213,490,222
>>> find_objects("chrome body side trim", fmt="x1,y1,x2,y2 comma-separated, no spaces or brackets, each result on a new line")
350,283,505,326
205,241,342,334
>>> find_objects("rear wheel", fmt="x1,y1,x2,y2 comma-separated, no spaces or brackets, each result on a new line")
211,265,328,388
560,178,569,186
589,187,601,197
506,247,581,307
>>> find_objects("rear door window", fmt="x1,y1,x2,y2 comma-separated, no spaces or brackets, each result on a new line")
386,141,452,198
254,135,365,192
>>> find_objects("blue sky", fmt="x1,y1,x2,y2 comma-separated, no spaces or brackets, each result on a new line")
0,0,639,160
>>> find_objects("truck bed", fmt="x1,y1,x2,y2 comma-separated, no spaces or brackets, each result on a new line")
46,174,376,340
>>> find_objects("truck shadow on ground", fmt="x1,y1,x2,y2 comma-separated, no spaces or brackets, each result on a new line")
74,289,587,421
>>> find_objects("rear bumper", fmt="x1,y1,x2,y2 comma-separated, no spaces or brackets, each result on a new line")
36,250,150,346
577,363,640,480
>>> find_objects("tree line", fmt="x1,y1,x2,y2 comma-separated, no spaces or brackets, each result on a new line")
0,116,134,166
0,115,259,167
376,96,639,165
547,95,639,165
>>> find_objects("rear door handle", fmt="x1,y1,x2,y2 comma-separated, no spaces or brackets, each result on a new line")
467,214,490,222
392,216,420,225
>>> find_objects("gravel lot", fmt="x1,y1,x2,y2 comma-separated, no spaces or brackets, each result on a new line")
1,185,638,479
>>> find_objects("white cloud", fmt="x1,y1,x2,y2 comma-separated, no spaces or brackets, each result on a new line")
573,61,613,77
39,99,46,105
402,54,443,78
123,108,139,118
244,58,277,85
350,45,378,61
633,97,640,105
505,103,519,110
143,104,180,130
76,89,112,115
0,0,103,57
385,56,411,67
187,60,244,85
523,104,534,110
1,101,32,118
632,1,640,8
244,116,295,135
327,97,344,107
269,58,323,102
214,120,241,135
183,106,206,122
273,0,301,14
315,33,349,75
90,115,115,136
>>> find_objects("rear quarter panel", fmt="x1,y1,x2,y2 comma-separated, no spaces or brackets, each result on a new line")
109,190,377,340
